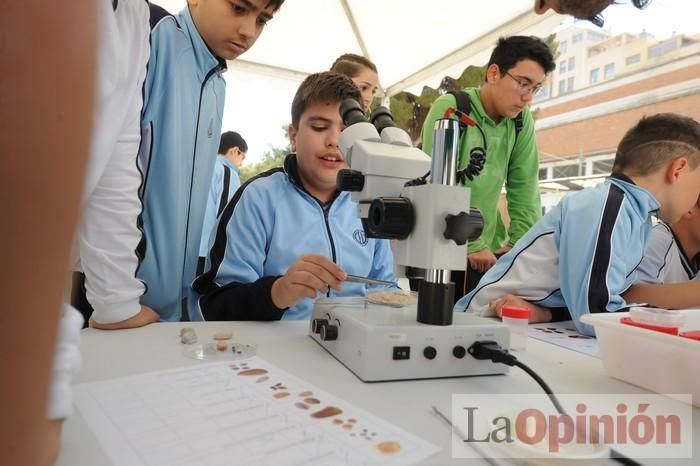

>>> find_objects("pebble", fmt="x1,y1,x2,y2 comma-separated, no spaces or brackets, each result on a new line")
180,327,197,344
213,331,233,340
215,340,227,351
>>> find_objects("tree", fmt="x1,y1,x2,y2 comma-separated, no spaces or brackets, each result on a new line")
239,126,290,182
388,34,558,144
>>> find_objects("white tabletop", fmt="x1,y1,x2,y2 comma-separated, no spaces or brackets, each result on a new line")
57,322,700,466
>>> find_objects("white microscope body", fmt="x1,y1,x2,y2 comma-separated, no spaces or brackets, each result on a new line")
309,101,509,382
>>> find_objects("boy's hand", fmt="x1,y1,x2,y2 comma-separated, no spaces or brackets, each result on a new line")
489,294,552,323
271,254,346,309
90,305,160,330
494,246,512,255
468,249,498,273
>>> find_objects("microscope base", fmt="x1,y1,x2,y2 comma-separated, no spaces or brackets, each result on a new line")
308,297,510,382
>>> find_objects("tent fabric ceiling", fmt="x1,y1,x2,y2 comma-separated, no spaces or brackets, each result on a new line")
153,0,558,95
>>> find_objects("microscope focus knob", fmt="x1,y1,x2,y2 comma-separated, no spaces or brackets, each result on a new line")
367,197,415,240
311,318,328,334
320,324,338,341
443,208,484,245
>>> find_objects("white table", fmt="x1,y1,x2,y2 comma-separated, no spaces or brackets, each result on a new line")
57,322,700,465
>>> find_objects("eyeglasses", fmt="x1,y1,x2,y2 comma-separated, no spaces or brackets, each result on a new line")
505,71,545,97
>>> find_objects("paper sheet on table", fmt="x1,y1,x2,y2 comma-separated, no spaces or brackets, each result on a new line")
528,320,599,357
74,356,439,466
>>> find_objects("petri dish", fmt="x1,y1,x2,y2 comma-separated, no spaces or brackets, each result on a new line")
183,342,257,361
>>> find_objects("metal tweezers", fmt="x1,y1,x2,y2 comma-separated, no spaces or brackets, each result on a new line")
344,274,395,287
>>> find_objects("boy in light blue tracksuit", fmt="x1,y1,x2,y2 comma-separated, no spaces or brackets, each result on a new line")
197,131,247,274
193,72,397,320
457,113,700,336
135,1,284,323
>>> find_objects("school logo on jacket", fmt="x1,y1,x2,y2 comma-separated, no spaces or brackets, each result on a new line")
353,229,368,246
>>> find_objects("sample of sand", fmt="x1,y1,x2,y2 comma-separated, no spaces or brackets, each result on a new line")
367,290,417,306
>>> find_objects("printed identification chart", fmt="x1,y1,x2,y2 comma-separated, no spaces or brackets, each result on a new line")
528,320,600,357
74,357,439,466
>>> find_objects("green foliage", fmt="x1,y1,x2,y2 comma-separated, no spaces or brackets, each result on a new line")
389,64,486,143
387,36,559,143
239,125,290,182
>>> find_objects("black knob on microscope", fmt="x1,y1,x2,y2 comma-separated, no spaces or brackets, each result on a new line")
336,169,365,192
443,208,484,245
311,319,328,334
320,324,338,341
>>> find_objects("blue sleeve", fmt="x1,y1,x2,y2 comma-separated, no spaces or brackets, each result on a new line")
214,185,271,286
229,171,241,201
558,194,634,336
635,224,673,285
199,162,224,256
197,184,285,320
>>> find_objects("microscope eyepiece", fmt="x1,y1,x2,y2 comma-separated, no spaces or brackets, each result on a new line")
340,98,368,127
370,106,396,134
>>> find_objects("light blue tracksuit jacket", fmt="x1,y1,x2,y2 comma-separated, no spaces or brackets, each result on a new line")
193,155,397,321
457,173,659,336
137,4,226,321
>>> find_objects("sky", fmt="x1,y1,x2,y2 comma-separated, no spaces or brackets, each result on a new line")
222,0,700,165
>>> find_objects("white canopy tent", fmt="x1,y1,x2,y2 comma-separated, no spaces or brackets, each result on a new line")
151,0,562,162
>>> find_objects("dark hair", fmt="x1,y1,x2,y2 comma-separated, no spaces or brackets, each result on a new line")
329,53,377,78
218,131,248,154
614,113,700,176
486,36,555,80
558,0,651,27
291,72,361,128
265,0,285,12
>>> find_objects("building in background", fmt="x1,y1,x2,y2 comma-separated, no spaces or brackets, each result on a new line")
530,25,700,212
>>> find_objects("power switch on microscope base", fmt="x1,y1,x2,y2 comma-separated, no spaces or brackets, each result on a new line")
392,346,411,360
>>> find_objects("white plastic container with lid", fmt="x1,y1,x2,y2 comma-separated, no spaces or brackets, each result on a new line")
501,306,531,351
629,306,686,327
581,308,700,408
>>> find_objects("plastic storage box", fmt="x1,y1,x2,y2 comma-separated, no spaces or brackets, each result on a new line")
581,308,700,408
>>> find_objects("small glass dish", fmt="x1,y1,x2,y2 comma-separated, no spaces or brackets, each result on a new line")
183,342,257,361
365,290,418,308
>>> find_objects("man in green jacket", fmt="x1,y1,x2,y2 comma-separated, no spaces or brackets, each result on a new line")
421,36,555,299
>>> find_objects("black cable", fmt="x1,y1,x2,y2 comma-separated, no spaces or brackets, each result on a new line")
468,341,643,466
512,360,566,415
404,170,430,187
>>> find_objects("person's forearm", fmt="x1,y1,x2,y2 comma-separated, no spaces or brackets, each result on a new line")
623,281,700,309
1,1,96,464
201,276,285,321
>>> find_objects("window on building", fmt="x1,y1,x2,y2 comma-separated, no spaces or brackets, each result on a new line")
626,54,641,65
590,68,600,84
573,32,583,43
568,56,575,71
587,31,604,43
560,40,568,54
649,40,678,58
592,159,614,175
567,77,574,92
539,168,549,180
604,63,615,80
559,60,567,73
558,79,566,95
553,164,580,178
